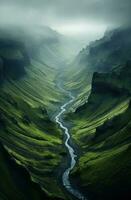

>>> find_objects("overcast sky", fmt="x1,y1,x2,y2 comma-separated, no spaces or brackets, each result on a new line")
0,0,130,44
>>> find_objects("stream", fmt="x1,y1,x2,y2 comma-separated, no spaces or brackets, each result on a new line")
55,90,87,200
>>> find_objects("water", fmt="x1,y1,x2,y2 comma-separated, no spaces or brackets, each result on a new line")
55,91,87,200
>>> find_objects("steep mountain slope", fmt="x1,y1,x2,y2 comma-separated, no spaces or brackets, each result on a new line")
64,27,131,110
74,27,131,72
0,143,60,200
0,34,68,199
67,61,131,200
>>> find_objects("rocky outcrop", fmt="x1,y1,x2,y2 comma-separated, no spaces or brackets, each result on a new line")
90,60,131,100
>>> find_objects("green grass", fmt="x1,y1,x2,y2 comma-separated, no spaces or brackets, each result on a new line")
70,98,131,199
69,94,129,146
0,59,67,199
67,65,131,199
75,144,131,200
0,143,57,200
4,59,66,113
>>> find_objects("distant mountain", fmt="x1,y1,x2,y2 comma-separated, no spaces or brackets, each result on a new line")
74,26,131,72
64,26,131,109
0,25,75,69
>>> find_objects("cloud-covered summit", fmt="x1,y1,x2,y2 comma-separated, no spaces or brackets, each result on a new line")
0,0,130,46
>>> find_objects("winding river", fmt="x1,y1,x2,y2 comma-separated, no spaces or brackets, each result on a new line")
55,91,87,200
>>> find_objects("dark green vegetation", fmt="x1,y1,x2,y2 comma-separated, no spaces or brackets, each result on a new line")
66,28,131,200
0,30,69,199
0,143,61,200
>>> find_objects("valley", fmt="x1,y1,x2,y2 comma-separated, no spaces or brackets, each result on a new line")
0,25,131,200
55,82,87,200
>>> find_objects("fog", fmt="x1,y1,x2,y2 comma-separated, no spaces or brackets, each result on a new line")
0,0,130,50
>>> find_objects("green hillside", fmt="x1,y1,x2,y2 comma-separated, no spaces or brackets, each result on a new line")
0,37,68,199
0,143,63,200
67,61,131,200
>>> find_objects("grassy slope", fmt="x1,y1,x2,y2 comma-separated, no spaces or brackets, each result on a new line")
0,143,60,200
0,59,67,199
64,27,131,112
67,63,131,200
5,59,65,113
